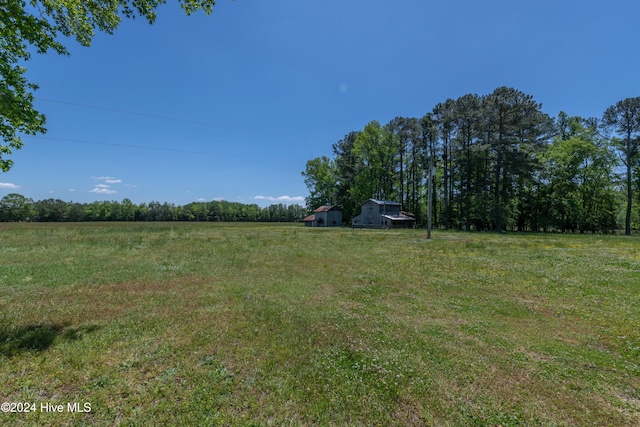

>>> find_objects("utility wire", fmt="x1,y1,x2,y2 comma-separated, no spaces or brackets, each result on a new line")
27,135,307,163
36,97,333,144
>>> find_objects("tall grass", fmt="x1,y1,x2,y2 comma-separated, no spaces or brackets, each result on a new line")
1,223,639,426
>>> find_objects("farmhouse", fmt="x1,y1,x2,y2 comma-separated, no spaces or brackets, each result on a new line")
351,199,415,228
303,205,342,227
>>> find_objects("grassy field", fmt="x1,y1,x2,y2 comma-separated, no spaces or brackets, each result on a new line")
1,222,639,426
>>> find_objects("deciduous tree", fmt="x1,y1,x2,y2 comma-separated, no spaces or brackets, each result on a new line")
301,156,337,210
350,121,396,204
541,115,618,232
332,131,360,220
0,192,34,221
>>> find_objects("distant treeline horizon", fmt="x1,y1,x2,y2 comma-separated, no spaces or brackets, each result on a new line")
0,194,307,223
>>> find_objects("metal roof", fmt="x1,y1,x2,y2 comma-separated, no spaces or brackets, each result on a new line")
366,199,401,206
382,213,415,221
314,205,340,212
303,214,316,222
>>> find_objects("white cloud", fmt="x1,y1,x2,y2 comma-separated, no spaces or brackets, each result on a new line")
93,176,123,184
90,176,123,194
90,188,117,194
254,195,305,204
0,182,20,189
68,189,76,192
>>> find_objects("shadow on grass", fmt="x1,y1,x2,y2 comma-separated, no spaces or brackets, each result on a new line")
0,322,101,357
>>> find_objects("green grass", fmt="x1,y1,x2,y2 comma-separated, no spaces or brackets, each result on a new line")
1,222,639,426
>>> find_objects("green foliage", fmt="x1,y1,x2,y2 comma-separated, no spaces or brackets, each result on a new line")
0,192,34,221
0,0,216,171
0,193,306,222
331,131,360,219
302,89,639,233
301,156,337,210
451,94,482,230
540,115,618,232
601,97,640,235
387,116,423,214
350,120,396,203
481,86,553,232
602,97,640,166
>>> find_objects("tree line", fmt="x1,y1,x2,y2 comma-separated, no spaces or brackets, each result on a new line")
0,194,307,223
302,87,640,234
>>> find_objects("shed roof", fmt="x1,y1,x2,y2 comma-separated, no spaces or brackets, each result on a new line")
382,213,415,221
303,214,315,222
314,205,340,212
365,198,401,206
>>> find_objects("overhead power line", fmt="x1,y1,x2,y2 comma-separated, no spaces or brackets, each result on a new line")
27,135,306,163
35,97,333,144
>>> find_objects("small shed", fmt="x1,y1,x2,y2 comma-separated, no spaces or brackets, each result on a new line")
303,214,316,227
304,205,342,227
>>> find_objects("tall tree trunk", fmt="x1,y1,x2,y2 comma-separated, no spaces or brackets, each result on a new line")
494,152,502,233
443,136,450,229
465,142,471,231
626,162,632,236
399,150,404,209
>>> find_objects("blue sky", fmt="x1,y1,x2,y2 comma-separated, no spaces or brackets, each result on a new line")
2,0,639,207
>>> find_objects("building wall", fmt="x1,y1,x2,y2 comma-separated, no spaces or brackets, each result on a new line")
315,210,342,227
351,199,409,228
363,201,379,225
376,202,400,216
327,210,342,226
361,200,400,226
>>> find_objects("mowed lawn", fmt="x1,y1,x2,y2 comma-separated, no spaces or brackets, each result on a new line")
1,223,639,426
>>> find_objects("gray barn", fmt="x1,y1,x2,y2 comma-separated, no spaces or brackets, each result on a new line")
303,205,342,227
351,199,415,228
